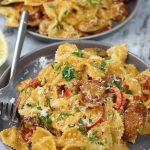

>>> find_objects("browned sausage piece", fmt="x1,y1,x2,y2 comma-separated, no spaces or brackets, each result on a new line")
123,102,147,143
80,80,106,105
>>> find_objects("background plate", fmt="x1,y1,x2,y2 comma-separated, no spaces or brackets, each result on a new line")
0,40,149,150
27,0,140,42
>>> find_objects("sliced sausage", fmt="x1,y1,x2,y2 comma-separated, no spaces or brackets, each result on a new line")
123,102,147,143
80,80,106,105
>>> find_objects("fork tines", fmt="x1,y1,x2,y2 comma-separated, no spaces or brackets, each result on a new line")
0,102,17,121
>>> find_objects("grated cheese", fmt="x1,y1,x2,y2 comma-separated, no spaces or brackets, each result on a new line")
38,88,43,95
39,57,51,69
40,109,48,117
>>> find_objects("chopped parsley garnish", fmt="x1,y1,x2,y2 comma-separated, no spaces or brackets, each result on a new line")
68,124,75,128
46,97,54,111
78,118,89,136
37,106,42,110
62,64,78,81
26,103,36,108
100,60,107,72
57,112,74,120
72,50,83,57
127,90,132,95
48,85,51,91
87,0,101,8
88,130,101,144
78,118,84,124
105,56,112,60
92,130,100,138
79,125,88,135
88,118,93,124
74,105,81,112
47,3,55,8
107,82,113,87
54,65,61,71
97,141,104,145
96,48,101,55
113,79,122,90
89,137,95,143
41,116,52,129
43,78,47,84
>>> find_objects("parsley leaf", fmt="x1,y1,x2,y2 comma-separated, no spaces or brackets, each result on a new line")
48,85,51,91
57,112,74,120
26,103,36,108
88,118,93,124
37,106,42,110
105,56,112,60
46,97,54,111
87,0,101,8
79,125,88,135
127,90,132,95
107,82,113,87
78,118,84,124
89,137,95,143
72,50,83,57
96,48,101,56
100,60,107,72
54,65,61,71
74,105,81,112
41,116,52,129
113,79,122,90
97,141,104,145
92,130,100,138
47,3,55,8
68,124,75,128
62,64,78,81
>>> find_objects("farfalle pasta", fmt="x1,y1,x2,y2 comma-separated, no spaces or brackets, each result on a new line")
0,43,150,150
0,0,128,38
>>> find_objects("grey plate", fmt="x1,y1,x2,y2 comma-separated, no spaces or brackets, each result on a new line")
27,0,140,42
0,40,149,150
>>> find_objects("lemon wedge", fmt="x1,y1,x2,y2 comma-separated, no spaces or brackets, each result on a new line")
0,30,8,67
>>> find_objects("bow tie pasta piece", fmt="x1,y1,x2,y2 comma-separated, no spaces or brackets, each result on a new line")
107,44,127,64
0,0,23,5
0,126,29,150
32,127,56,150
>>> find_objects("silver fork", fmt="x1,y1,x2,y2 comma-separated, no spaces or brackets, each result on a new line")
0,11,28,127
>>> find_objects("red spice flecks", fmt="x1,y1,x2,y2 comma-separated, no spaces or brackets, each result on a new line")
28,78,41,88
64,89,71,97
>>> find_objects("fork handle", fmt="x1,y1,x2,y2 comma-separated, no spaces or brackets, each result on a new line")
10,11,29,80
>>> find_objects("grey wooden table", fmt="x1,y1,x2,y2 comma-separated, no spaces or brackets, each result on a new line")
0,0,150,77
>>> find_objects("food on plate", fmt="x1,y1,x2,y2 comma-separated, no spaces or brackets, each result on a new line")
0,0,128,38
0,43,150,150
0,30,8,67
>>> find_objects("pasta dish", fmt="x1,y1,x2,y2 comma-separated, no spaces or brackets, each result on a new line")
0,43,150,150
0,0,128,38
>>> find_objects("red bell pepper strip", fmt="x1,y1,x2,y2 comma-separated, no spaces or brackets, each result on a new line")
86,109,105,130
110,86,123,110
21,126,36,143
28,78,41,88
64,89,71,97
133,96,140,101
